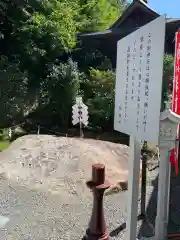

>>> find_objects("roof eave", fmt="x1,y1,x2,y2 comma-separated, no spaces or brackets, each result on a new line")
78,19,180,39
77,30,113,39
166,19,180,24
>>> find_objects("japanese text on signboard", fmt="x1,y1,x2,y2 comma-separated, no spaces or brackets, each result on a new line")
114,16,165,143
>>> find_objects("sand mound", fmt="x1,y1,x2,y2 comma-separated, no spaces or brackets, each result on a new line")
0,135,129,195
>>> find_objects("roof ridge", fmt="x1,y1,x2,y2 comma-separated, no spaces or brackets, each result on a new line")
109,0,158,30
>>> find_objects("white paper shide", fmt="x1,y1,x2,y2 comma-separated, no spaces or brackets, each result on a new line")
72,97,89,126
114,16,166,143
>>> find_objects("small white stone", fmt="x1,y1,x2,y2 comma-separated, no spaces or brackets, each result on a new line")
20,162,24,167
0,215,10,228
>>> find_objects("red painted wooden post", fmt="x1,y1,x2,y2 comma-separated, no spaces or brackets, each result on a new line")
83,164,110,240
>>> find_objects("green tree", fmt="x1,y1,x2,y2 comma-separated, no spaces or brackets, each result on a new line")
79,0,128,32
0,0,129,130
0,55,32,127
161,54,174,111
83,64,115,130
38,58,84,127
0,0,81,84
0,0,83,127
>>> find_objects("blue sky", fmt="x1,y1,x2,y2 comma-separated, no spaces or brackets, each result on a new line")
148,0,180,18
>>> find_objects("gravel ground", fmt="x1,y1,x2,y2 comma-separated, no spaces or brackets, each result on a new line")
0,135,179,239
0,135,129,195
0,177,156,240
0,166,158,240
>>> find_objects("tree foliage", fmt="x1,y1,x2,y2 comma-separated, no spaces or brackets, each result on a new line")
0,0,83,127
0,55,33,127
79,0,127,32
84,67,115,130
0,0,174,132
38,58,84,126
0,0,82,87
161,54,174,110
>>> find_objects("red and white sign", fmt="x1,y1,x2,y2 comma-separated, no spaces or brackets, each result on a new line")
170,125,179,176
171,29,180,176
172,29,180,114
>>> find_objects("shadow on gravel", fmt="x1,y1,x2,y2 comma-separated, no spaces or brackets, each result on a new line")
110,215,142,237
110,168,180,239
137,177,158,238
138,168,180,239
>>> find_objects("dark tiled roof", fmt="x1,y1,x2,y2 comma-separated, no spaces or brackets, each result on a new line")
166,18,180,23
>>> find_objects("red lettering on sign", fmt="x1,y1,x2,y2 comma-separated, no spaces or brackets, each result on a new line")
172,30,180,114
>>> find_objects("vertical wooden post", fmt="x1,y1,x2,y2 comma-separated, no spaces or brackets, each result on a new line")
37,125,40,135
83,164,110,240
